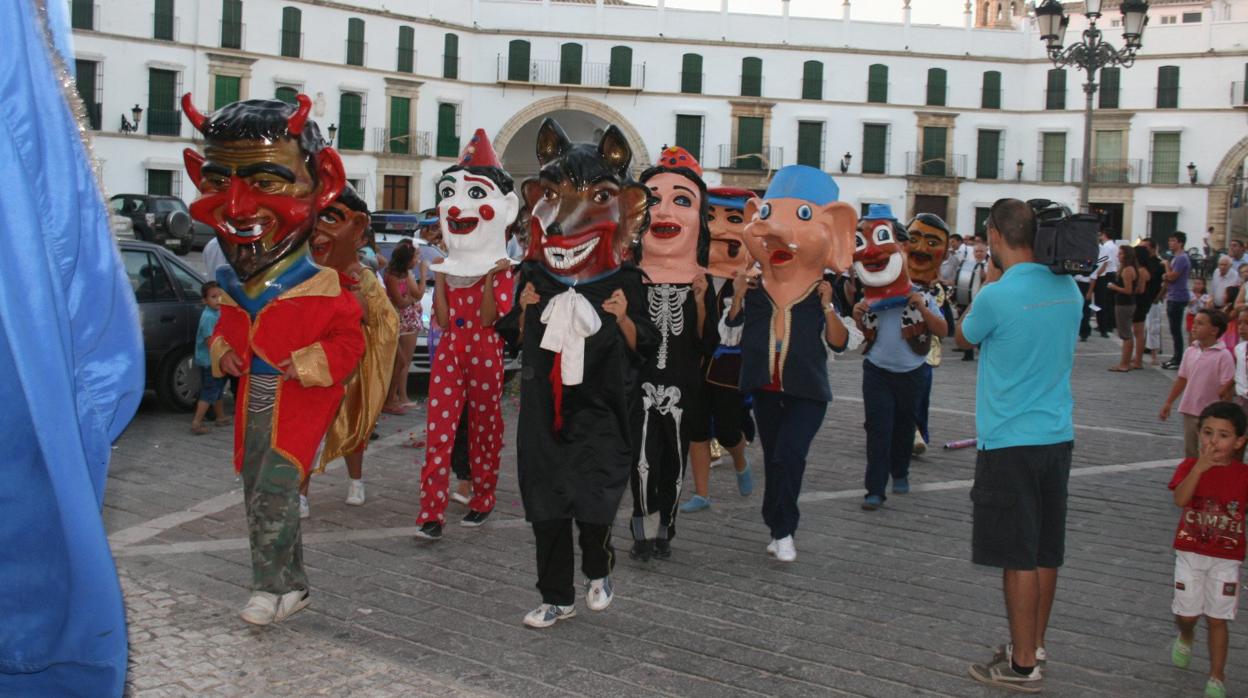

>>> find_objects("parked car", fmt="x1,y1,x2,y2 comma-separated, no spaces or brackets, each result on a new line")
109,194,197,255
118,239,208,411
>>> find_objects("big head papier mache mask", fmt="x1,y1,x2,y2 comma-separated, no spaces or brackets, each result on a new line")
853,204,912,306
181,93,345,282
638,146,710,284
905,213,951,286
741,165,857,307
310,185,370,274
706,187,757,280
521,118,649,284
431,129,520,278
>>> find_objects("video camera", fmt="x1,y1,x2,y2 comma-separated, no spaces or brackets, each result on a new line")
1027,199,1100,276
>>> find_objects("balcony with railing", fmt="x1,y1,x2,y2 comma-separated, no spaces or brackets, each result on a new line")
345,40,368,67
718,145,783,172
906,152,967,178
443,55,461,80
219,19,244,49
146,109,181,137
496,57,645,90
1070,158,1144,185
337,126,366,151
1234,81,1247,108
84,101,102,131
372,128,432,157
680,71,703,94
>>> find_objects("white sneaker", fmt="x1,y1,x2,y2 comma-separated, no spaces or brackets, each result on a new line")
586,577,614,611
912,430,927,456
239,592,278,625
345,479,365,506
523,603,576,628
766,539,777,556
273,588,311,622
774,535,796,562
299,494,309,519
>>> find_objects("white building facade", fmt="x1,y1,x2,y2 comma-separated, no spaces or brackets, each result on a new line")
72,0,1248,246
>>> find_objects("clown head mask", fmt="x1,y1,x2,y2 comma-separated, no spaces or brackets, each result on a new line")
310,186,369,274
853,204,912,305
521,118,649,284
741,165,856,309
182,94,345,282
638,146,709,284
431,129,519,278
906,213,950,286
707,187,757,280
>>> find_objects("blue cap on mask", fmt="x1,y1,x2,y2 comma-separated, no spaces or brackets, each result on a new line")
763,165,839,205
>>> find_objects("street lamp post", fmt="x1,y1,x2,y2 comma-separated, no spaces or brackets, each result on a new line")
1036,0,1149,214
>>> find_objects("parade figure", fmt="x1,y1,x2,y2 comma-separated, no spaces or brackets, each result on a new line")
414,129,519,539
851,206,948,511
905,213,955,455
726,165,857,562
497,118,657,627
182,94,365,625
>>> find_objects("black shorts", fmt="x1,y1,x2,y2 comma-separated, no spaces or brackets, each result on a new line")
687,383,744,447
1131,301,1150,324
971,442,1073,570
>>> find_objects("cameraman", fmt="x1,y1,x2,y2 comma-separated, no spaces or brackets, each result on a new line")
956,198,1082,692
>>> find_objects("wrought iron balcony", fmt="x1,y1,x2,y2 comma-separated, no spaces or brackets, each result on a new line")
496,57,645,90
372,128,432,157
146,108,181,137
905,152,967,178
1070,158,1143,185
718,145,783,172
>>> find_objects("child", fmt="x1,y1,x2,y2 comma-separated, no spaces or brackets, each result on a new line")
1161,309,1235,458
1186,278,1211,334
1166,401,1248,698
191,281,229,435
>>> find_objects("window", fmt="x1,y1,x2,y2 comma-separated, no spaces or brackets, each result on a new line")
71,0,94,30
1040,132,1066,182
862,123,889,175
921,126,947,176
146,68,180,136
346,18,365,66
675,115,703,162
507,40,530,82
213,74,240,110
801,61,823,101
1046,69,1066,110
609,46,633,88
338,92,364,151
146,169,174,197
166,259,201,298
981,71,1001,109
443,33,459,79
1092,129,1125,182
153,0,175,41
735,116,764,170
1159,15,1176,24
867,64,888,104
974,207,992,237
1150,132,1181,184
741,57,762,97
1149,211,1179,247
220,0,242,49
437,102,459,157
1182,12,1202,22
275,86,298,105
1157,66,1180,108
559,43,583,85
926,68,946,107
397,26,414,73
796,121,824,169
389,96,411,155
383,175,410,211
1099,67,1120,109
681,53,703,94
74,59,102,130
976,129,1002,179
123,250,176,303
280,7,301,58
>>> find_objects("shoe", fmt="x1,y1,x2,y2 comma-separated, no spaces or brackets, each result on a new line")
968,653,1043,694
766,539,777,556
273,588,310,623
1206,678,1227,698
1162,360,1180,370
1099,330,1110,338
190,422,210,436
629,538,652,562
861,494,884,511
1079,336,1088,342
736,458,754,496
239,592,278,625
912,432,927,456
679,495,711,513
1171,636,1192,669
993,643,1048,667
369,431,380,441
653,537,672,559
461,510,490,527
773,535,796,562
299,494,309,520
586,577,614,611
345,479,365,506
892,478,910,495
523,603,576,628
451,489,472,506
414,521,443,540
962,352,975,361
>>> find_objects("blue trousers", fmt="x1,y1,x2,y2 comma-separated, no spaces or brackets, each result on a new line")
862,360,925,499
753,391,827,540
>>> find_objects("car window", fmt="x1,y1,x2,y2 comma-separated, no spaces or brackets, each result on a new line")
122,249,177,303
152,199,180,213
166,259,204,299
109,198,125,213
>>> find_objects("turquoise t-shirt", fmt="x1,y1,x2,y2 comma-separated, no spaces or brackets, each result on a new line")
960,262,1082,450
194,305,219,367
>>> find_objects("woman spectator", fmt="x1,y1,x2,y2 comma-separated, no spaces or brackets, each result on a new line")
383,241,426,413
1107,245,1138,372
1131,244,1155,369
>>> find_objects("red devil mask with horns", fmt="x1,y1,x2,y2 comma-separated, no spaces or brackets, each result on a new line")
181,94,345,282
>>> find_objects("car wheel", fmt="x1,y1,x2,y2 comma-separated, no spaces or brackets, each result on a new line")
157,347,200,412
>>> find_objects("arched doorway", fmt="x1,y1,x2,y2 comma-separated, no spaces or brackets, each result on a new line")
494,95,651,182
1209,136,1248,245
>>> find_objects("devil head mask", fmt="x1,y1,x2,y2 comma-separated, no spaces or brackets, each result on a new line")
706,187,757,280
853,204,912,305
311,185,369,274
521,118,649,285
182,94,345,282
637,146,710,284
905,213,951,286
432,129,519,278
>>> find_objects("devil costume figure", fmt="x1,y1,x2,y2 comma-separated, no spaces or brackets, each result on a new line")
629,146,717,561
414,129,519,538
182,94,365,625
496,119,657,627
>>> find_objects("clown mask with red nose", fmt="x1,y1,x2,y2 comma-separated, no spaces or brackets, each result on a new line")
431,129,519,278
852,205,912,306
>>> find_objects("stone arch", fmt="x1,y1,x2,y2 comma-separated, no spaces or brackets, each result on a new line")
493,95,651,178
1207,136,1248,245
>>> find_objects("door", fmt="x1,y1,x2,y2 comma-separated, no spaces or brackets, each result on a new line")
735,117,764,171
383,175,410,211
1150,211,1179,249
913,195,948,222
1090,203,1124,240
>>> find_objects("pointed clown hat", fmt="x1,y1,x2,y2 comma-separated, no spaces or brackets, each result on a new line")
457,128,502,169
656,145,703,178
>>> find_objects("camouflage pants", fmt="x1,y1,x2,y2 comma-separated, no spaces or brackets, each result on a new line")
241,392,307,594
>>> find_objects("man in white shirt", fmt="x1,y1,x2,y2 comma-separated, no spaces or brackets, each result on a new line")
201,236,227,279
941,233,969,285
1091,231,1119,337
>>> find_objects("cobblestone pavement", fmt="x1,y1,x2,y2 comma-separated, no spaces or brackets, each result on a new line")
106,334,1245,697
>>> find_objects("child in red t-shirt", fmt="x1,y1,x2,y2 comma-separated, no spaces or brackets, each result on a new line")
1167,401,1248,698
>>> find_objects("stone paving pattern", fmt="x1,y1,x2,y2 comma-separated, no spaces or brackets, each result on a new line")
107,336,1245,697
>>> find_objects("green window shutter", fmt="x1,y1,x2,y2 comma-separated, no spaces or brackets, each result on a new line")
280,7,301,57
389,96,411,154
346,18,365,66
560,43,583,85
974,207,991,237
741,57,762,97
1151,132,1181,184
674,115,702,162
796,121,823,169
981,71,1001,109
437,103,459,157
609,46,633,88
147,170,173,196
921,126,947,176
275,86,297,105
801,61,823,101
154,0,175,40
1157,66,1179,108
1099,67,1120,109
862,124,888,174
1041,132,1066,182
1046,69,1066,110
443,33,459,79
507,40,530,82
1150,211,1178,246
735,116,763,170
75,60,101,129
147,68,179,136
867,64,888,103
221,0,242,48
213,74,240,110
976,129,1001,179
72,0,94,30
338,93,363,150
396,26,414,73
681,53,702,94
926,68,946,107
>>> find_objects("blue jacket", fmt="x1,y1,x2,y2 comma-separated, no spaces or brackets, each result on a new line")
727,282,845,403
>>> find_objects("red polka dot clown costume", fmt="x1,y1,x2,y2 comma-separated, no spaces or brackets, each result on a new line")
414,129,520,538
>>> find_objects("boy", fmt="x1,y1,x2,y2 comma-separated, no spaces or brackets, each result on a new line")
1167,401,1248,698
190,281,229,435
1161,309,1236,458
